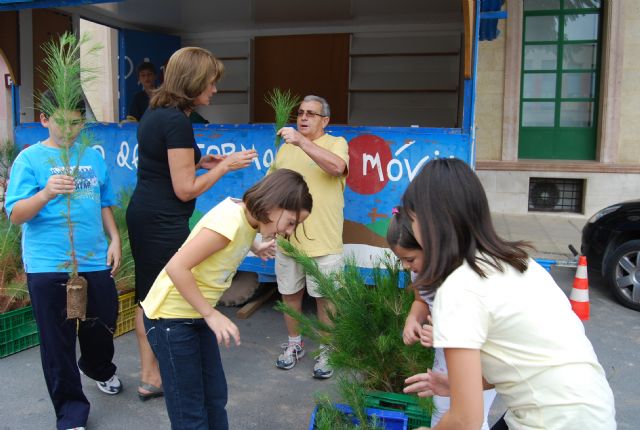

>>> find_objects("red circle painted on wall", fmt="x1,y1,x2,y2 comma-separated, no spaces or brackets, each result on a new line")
347,134,392,195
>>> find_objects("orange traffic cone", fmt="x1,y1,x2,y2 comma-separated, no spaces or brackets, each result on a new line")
570,255,590,321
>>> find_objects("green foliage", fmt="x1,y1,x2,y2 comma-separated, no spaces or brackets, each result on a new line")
112,189,134,292
37,32,101,120
275,239,434,394
0,215,26,313
0,140,27,313
264,88,301,149
0,140,19,208
0,216,22,286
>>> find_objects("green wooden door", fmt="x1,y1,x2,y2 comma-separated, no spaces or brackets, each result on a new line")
519,0,602,160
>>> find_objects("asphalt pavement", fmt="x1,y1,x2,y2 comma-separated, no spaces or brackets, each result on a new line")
1,212,638,429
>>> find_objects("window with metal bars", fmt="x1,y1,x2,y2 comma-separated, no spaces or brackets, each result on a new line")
528,177,584,213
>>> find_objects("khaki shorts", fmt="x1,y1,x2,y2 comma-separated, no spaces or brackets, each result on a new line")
275,249,344,298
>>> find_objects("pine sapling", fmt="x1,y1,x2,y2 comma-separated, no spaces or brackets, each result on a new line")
264,88,300,150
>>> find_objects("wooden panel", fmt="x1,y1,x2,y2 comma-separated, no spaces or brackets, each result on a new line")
0,11,19,85
252,34,349,124
462,0,475,79
32,9,72,121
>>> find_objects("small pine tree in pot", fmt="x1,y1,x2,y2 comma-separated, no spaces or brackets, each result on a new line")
37,32,102,320
275,239,434,428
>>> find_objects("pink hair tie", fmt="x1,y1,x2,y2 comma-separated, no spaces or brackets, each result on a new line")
391,207,399,215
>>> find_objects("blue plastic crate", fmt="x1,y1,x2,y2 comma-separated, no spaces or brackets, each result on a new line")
309,403,408,430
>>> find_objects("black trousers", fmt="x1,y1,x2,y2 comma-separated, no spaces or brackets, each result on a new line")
27,269,118,430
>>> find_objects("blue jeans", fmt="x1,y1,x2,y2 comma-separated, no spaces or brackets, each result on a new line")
144,316,228,430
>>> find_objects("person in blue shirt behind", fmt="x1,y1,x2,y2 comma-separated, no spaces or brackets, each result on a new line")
5,90,122,430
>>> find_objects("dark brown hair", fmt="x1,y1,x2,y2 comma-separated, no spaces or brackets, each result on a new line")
150,47,224,111
386,206,421,251
402,158,530,295
243,169,313,230
137,61,156,76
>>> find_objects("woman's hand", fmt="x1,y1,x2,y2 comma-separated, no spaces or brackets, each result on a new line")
204,309,241,348
251,238,276,261
221,149,258,171
197,154,225,170
404,369,450,397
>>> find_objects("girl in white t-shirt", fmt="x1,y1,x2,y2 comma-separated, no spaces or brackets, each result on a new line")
400,158,616,430
387,207,497,429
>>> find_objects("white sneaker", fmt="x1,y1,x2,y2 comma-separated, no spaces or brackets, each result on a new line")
96,374,123,395
66,427,85,430
275,342,305,370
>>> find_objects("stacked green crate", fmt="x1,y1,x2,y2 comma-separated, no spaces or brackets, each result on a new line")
365,391,431,430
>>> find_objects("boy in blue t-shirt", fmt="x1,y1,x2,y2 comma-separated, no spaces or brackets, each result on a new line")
5,91,122,430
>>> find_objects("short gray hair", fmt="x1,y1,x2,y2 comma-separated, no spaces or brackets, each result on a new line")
303,95,330,117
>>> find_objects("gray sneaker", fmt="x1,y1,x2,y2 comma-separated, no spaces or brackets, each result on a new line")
313,347,333,379
275,342,305,370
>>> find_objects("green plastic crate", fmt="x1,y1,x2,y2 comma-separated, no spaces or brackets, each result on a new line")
365,391,431,429
0,306,40,358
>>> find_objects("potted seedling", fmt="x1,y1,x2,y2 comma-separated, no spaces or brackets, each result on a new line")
276,239,433,429
38,32,101,320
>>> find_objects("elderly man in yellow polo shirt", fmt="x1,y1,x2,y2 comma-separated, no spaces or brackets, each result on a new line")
272,95,349,379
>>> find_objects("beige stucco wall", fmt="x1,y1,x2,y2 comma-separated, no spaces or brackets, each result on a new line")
475,19,506,161
79,20,118,123
619,0,640,163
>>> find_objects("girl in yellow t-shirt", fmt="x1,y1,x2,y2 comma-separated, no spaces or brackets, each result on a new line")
401,158,615,430
141,168,312,430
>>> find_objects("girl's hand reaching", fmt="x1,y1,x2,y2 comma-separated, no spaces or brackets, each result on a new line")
419,315,433,348
251,238,276,261
402,317,423,345
204,309,241,348
404,369,450,397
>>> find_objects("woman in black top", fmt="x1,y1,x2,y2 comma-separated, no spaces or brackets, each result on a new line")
126,47,256,401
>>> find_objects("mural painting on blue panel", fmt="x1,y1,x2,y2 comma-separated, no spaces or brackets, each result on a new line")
14,122,471,270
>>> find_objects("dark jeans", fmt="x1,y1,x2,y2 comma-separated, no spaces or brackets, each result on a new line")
144,315,228,430
490,413,509,430
27,270,118,430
